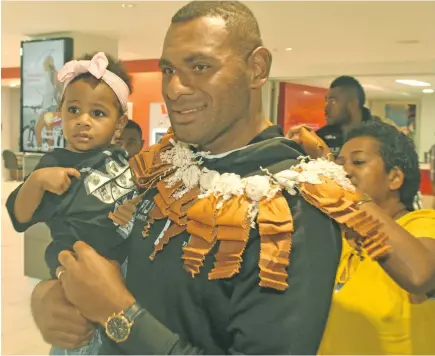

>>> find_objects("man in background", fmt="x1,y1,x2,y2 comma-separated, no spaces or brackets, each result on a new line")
116,120,144,158
288,76,372,158
316,75,372,157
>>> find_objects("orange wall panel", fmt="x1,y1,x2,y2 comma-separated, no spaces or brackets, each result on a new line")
124,59,160,73
1,67,20,79
278,82,327,133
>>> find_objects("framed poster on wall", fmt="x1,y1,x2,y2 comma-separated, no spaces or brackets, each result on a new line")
384,103,417,141
20,37,73,153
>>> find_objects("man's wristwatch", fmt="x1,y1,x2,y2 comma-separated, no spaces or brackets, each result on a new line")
105,302,144,343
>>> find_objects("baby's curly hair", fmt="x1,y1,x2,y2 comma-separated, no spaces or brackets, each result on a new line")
61,53,132,115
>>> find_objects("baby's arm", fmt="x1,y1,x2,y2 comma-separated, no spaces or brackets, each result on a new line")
13,167,81,224
13,170,47,224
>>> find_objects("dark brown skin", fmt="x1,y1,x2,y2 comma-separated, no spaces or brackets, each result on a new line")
30,16,272,349
160,16,271,154
324,87,362,133
31,279,95,349
62,78,127,153
338,136,435,295
287,86,363,157
116,127,144,158
57,242,135,325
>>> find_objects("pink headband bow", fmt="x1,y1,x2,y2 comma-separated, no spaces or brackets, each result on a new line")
58,52,129,113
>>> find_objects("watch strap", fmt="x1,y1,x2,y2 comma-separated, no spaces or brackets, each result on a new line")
123,301,144,323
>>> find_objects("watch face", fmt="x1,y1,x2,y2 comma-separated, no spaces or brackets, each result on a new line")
106,316,130,342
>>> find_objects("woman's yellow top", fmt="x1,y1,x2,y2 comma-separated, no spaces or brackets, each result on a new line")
319,209,435,355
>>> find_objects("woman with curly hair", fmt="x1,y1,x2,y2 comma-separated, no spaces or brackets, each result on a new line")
319,121,435,355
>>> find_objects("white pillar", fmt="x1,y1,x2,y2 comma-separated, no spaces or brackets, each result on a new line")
418,95,435,160
262,79,279,124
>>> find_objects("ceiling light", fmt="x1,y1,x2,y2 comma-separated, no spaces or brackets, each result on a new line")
396,79,431,87
9,83,19,88
121,3,135,8
361,84,385,91
423,88,434,94
285,48,292,51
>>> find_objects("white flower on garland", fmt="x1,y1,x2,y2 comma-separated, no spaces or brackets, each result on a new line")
273,170,299,195
243,175,276,202
182,165,201,190
214,173,245,205
199,169,221,198
162,141,202,189
161,140,196,168
160,139,354,208
294,157,354,191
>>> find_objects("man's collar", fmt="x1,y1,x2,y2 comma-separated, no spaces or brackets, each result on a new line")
248,125,284,145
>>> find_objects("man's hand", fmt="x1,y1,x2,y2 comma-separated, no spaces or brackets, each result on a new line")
287,125,330,159
31,280,95,350
33,167,81,195
58,241,135,325
286,124,313,143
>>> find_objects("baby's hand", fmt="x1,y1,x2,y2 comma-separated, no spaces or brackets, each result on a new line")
33,167,81,195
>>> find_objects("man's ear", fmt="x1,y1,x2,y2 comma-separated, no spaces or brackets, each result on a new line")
347,96,359,112
248,47,272,90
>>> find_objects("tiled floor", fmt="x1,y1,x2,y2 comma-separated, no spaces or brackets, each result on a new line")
2,181,51,355
1,179,434,355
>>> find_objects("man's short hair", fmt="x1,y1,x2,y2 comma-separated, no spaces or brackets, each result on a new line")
330,76,366,108
171,1,262,57
331,75,372,121
124,120,142,139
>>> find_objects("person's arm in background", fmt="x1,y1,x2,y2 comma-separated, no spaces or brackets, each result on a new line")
287,125,331,159
354,202,435,296
52,196,342,354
